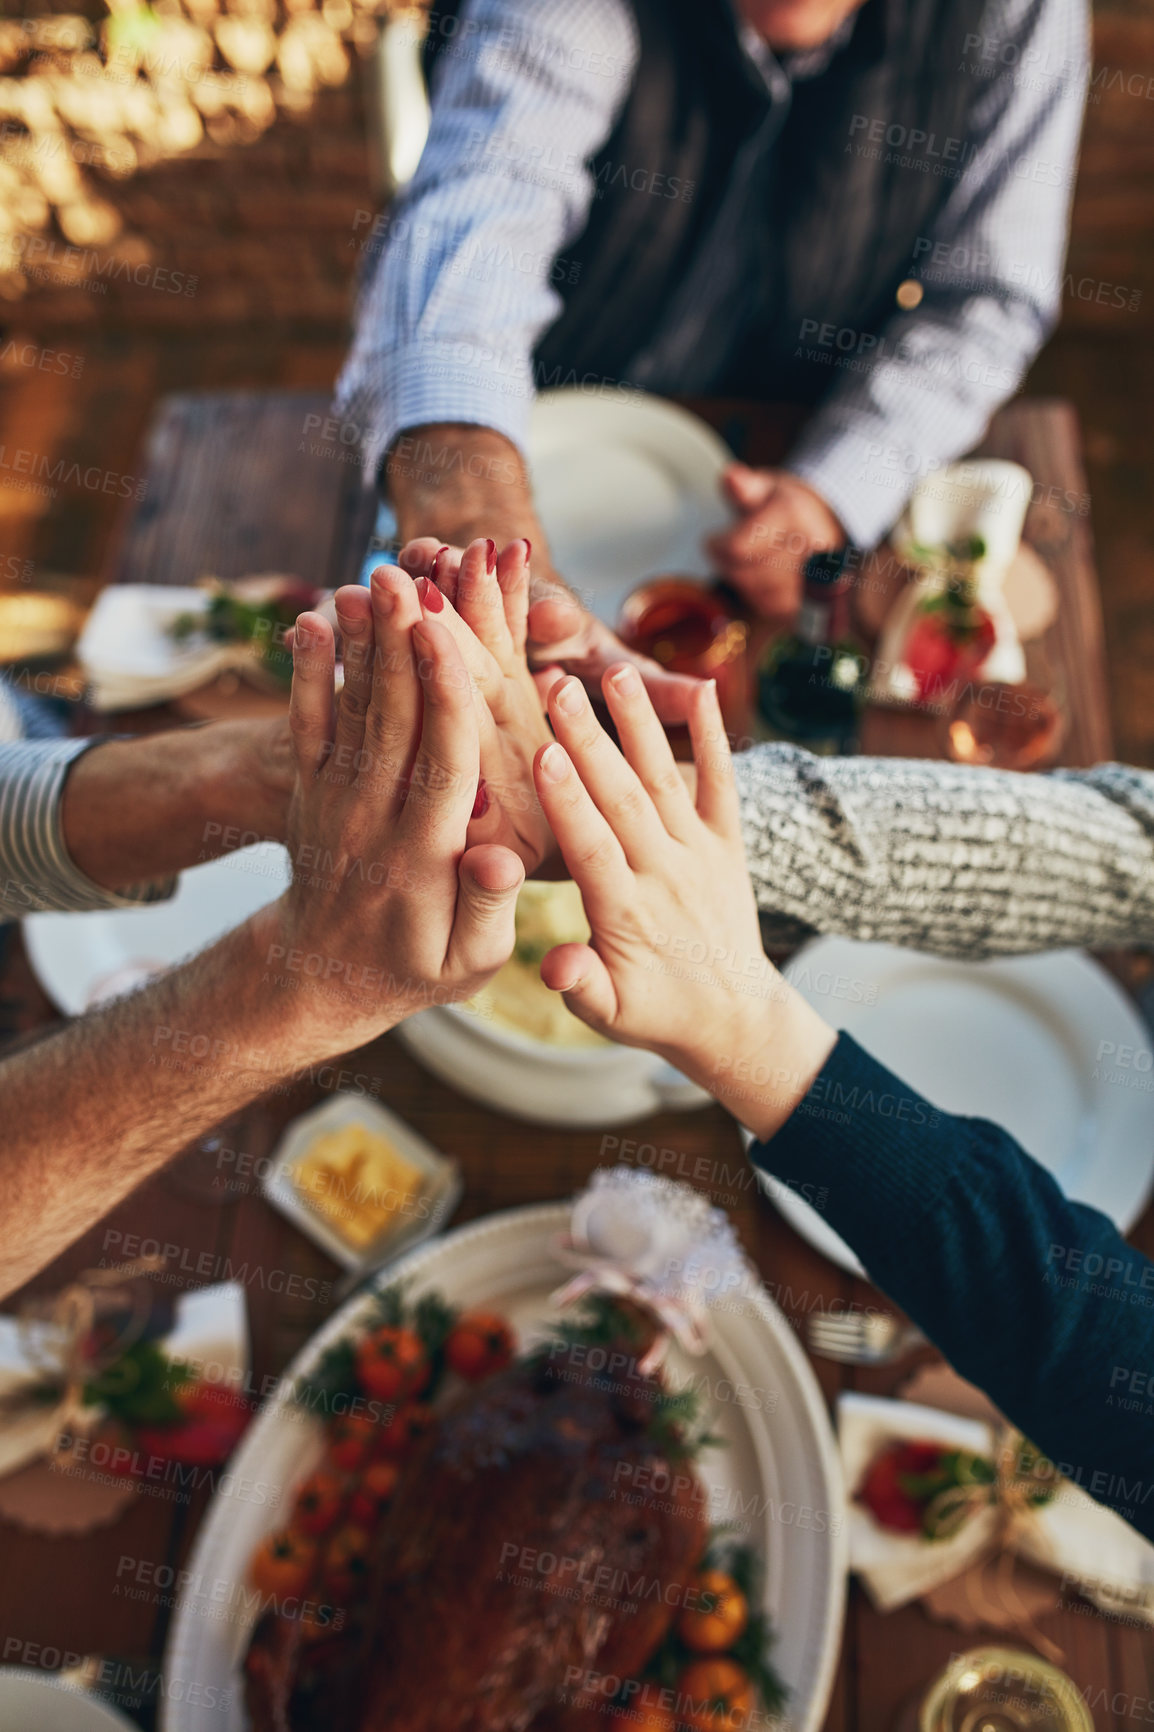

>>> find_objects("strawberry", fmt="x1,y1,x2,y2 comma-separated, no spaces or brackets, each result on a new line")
135,1379,252,1467
903,580,996,707
859,1440,945,1533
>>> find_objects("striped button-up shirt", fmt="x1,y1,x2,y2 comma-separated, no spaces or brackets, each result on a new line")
337,0,1088,548
0,682,173,921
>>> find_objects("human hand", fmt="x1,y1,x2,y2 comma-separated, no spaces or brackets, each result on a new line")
706,465,844,622
273,566,524,1054
204,717,296,842
400,536,700,726
530,666,836,1140
60,717,296,892
395,536,557,872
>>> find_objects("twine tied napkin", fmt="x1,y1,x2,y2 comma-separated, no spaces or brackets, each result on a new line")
0,1273,248,1535
839,1367,1154,1654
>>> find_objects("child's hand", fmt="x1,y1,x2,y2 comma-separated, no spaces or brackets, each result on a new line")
531,668,836,1141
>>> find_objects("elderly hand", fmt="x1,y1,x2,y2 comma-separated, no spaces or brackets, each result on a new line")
59,716,296,893
530,663,835,1140
275,565,524,1052
706,464,844,622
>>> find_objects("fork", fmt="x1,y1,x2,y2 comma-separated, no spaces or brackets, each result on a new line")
806,1309,928,1366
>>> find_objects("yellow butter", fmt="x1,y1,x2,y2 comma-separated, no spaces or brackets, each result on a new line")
290,1124,424,1250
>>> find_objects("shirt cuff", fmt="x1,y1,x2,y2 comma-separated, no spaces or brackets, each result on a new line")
748,1032,952,1271
0,738,177,920
786,426,918,552
356,340,537,487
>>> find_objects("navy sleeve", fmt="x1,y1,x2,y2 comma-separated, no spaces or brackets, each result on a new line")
751,1032,1154,1541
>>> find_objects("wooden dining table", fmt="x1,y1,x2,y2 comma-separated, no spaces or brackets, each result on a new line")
0,391,1150,1732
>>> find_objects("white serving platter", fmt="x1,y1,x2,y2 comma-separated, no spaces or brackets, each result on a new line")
162,1202,846,1732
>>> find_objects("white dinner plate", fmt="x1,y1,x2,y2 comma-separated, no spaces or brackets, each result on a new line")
162,1203,846,1732
760,939,1154,1277
0,1669,140,1731
528,389,734,624
24,845,291,1016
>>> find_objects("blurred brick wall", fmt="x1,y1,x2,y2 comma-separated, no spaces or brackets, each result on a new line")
1065,9,1154,333
9,79,374,337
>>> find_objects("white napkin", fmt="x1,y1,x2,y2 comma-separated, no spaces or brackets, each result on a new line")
876,459,1030,703
0,1281,249,1481
838,1392,1000,1612
77,585,275,711
894,458,1034,577
1014,1483,1154,1626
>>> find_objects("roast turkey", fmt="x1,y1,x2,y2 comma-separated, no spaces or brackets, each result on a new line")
245,1329,708,1731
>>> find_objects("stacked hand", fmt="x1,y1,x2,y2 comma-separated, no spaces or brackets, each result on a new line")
394,536,556,872
529,666,835,1140
273,562,525,1054
397,536,700,725
275,540,834,1134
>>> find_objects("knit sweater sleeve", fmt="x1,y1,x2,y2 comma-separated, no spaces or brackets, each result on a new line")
732,747,1154,959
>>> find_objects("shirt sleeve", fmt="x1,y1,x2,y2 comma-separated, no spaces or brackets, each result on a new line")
752,1032,1154,1541
785,0,1089,548
733,746,1154,959
335,0,639,483
0,740,176,920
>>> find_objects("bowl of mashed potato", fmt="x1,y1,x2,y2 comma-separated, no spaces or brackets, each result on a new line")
394,882,711,1126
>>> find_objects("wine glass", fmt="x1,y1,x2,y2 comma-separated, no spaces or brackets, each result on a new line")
918,1647,1092,1732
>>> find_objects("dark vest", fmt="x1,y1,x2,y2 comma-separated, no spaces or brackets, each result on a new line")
426,0,991,403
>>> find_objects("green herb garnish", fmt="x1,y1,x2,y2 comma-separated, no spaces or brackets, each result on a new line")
83,1340,192,1427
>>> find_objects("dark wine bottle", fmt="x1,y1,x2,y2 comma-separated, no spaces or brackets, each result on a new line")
755,548,866,754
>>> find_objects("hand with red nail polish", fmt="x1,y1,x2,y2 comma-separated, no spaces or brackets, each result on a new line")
416,575,445,614
398,532,700,725
411,537,557,874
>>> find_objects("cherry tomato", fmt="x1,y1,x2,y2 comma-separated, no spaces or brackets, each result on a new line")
292,1468,348,1536
678,1659,756,1732
349,1459,400,1527
322,1523,372,1603
355,1326,429,1404
678,1570,749,1654
327,1413,380,1473
904,605,996,706
375,1402,434,1460
250,1529,317,1599
445,1311,516,1381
